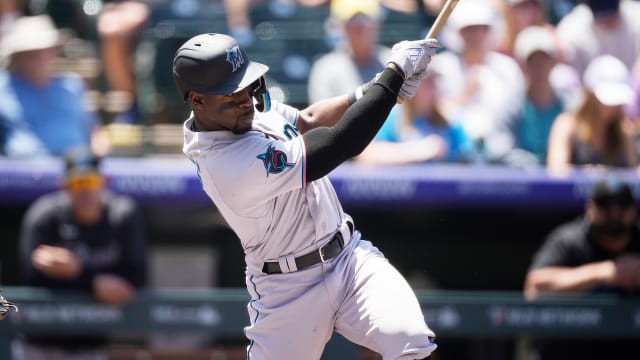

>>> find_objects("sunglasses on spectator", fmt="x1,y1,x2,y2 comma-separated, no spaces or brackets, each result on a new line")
66,173,104,191
594,195,634,209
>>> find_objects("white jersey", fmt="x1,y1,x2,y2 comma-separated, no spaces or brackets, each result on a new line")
183,100,350,274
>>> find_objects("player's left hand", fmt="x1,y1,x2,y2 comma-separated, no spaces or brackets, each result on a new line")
93,274,136,306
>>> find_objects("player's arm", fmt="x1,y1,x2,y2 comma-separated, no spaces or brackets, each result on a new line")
19,199,92,289
295,95,350,134
302,65,403,182
295,76,378,134
523,262,616,300
300,39,437,181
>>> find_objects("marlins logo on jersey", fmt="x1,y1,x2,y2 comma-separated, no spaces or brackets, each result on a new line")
257,144,295,176
226,45,244,72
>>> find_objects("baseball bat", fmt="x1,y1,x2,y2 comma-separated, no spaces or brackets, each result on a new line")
397,0,459,103
426,0,459,40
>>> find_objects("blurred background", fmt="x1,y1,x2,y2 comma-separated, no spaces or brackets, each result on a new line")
1,0,640,359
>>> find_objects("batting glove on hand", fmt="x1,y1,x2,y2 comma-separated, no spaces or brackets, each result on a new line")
387,38,440,79
398,74,422,101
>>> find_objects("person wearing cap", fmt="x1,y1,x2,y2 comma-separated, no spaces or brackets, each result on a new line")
499,25,579,167
496,0,552,57
523,176,640,358
174,29,439,358
14,147,146,360
431,0,525,165
0,15,108,157
546,54,637,170
308,0,390,103
556,0,640,77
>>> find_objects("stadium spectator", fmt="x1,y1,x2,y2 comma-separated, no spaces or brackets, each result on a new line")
555,0,640,77
222,0,333,47
431,0,525,164
0,15,109,157
0,0,22,62
495,0,552,57
97,1,150,124
307,0,390,103
546,54,637,171
500,25,578,167
13,147,147,360
356,69,474,164
523,176,640,359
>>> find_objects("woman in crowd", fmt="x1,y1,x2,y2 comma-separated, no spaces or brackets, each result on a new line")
546,55,637,170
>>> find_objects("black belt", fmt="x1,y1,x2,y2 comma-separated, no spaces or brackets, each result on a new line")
262,232,345,274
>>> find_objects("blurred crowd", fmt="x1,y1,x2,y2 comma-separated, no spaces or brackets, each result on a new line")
2,1,640,359
0,0,639,172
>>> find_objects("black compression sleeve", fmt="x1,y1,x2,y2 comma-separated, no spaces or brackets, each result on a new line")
304,68,403,181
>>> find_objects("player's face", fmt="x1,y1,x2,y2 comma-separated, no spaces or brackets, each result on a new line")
587,196,637,238
66,172,105,224
197,87,255,134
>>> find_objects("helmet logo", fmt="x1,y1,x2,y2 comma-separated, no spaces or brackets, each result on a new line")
226,46,245,72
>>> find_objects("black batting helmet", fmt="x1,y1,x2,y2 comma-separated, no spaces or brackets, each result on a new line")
172,33,269,101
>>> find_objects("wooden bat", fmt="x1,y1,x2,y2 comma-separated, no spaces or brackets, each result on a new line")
397,0,459,103
426,0,460,40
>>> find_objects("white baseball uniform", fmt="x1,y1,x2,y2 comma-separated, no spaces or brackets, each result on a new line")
183,100,436,359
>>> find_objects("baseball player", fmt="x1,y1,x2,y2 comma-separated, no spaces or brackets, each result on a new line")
173,32,439,359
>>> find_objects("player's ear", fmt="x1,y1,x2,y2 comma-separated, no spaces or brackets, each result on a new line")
189,93,206,109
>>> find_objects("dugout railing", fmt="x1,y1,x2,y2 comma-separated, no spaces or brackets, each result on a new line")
0,287,639,359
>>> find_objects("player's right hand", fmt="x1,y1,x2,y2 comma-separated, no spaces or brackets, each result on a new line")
31,245,82,280
387,38,440,79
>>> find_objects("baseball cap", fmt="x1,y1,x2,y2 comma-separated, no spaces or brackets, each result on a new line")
591,177,634,208
513,26,557,62
3,15,61,57
331,0,382,21
583,55,634,106
64,148,102,179
448,0,496,31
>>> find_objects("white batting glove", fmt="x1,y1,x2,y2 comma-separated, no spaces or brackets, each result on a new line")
387,39,440,79
398,75,422,101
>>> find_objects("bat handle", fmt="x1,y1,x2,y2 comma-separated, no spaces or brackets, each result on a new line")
397,0,459,104
425,0,459,40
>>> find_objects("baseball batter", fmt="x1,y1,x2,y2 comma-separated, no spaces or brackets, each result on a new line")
173,33,439,359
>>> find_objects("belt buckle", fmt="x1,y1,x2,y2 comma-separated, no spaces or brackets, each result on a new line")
319,246,328,263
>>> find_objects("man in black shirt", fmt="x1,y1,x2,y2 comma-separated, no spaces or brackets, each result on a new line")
14,148,147,360
524,176,640,359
